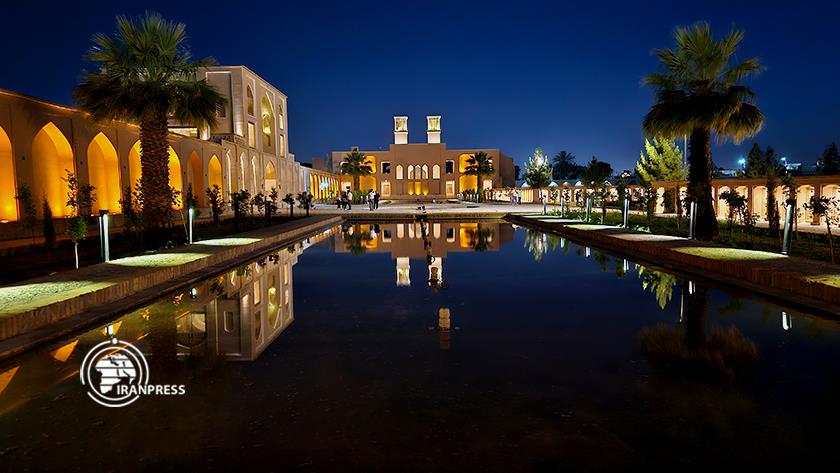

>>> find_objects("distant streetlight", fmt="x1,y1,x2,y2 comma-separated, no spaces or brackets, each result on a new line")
738,157,746,170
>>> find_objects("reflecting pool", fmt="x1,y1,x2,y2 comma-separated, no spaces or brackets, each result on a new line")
1,221,839,470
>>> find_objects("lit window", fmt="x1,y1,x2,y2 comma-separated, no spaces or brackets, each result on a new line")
396,165,403,180
408,165,414,179
445,160,454,174
382,162,391,174
432,164,440,179
421,165,428,179
278,102,285,129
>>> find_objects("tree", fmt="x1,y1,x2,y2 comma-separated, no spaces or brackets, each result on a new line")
339,151,373,192
524,148,552,198
265,187,279,222
636,137,684,224
580,157,613,222
230,189,251,230
63,170,96,269
552,150,581,180
643,23,764,240
282,193,295,218
120,185,143,238
14,186,38,245
296,192,311,216
205,185,226,225
464,151,495,201
635,137,683,185
74,12,225,239
719,189,747,239
816,142,840,176
803,196,839,264
42,198,55,250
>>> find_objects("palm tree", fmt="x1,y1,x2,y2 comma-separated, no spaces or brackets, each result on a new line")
74,12,225,237
552,150,580,180
464,151,495,202
643,23,764,240
340,151,373,193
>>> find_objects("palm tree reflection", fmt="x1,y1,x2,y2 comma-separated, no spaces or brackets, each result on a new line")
342,224,373,255
466,224,495,252
640,281,758,381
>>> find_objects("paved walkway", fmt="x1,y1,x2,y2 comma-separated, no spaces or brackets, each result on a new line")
508,214,840,316
0,215,342,358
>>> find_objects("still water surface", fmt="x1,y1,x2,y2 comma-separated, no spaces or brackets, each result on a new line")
1,221,839,470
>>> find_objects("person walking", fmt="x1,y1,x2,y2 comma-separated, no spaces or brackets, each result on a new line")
346,191,352,210
374,190,380,210
368,189,375,211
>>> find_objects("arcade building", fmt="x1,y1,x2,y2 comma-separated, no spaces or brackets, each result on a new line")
317,115,515,200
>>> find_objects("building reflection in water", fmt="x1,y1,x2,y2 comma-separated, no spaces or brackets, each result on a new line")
336,221,514,289
0,227,338,415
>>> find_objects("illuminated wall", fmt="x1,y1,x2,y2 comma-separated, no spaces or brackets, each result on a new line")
168,146,183,207
128,141,142,192
0,126,16,220
458,154,477,192
208,155,223,191
32,122,74,217
265,161,277,190
187,151,204,206
86,132,121,212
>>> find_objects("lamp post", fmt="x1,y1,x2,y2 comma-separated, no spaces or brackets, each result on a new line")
188,206,194,244
781,202,794,255
622,196,630,228
688,200,697,239
98,210,110,262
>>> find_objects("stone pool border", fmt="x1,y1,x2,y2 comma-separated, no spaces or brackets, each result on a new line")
507,214,840,316
0,215,342,360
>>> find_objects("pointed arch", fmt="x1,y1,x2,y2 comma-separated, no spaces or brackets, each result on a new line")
421,164,429,179
128,141,142,192
246,86,255,115
187,151,205,206
32,122,74,217
0,126,16,220
265,161,277,191
251,156,258,193
168,146,182,208
407,165,414,179
238,153,246,191
87,132,121,212
225,151,233,195
208,155,223,192
432,164,441,179
261,94,274,150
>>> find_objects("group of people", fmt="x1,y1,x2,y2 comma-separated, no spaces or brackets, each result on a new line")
509,189,522,204
335,189,381,211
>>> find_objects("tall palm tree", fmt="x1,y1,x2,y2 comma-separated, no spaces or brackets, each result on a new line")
552,150,580,180
464,151,495,201
339,151,373,193
643,23,764,240
74,12,225,236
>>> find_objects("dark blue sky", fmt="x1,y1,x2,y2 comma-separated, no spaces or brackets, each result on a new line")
4,0,839,171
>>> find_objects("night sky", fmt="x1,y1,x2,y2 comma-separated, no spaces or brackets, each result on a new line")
3,0,839,171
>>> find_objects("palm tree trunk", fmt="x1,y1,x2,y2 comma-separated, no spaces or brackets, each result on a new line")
688,128,718,240
139,115,173,242
353,175,360,195
827,221,835,265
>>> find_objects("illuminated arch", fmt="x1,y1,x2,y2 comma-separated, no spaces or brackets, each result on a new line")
421,164,429,179
128,141,142,192
246,86,255,115
225,151,232,195
261,94,274,150
265,161,277,190
187,151,205,206
32,122,74,217
0,126,16,220
251,157,258,192
208,155,223,193
459,153,478,192
87,132,121,213
408,165,414,179
168,146,183,208
238,153,246,191
432,164,440,179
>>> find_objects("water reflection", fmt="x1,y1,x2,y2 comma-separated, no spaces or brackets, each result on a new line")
336,221,514,288
640,280,758,381
0,228,337,416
